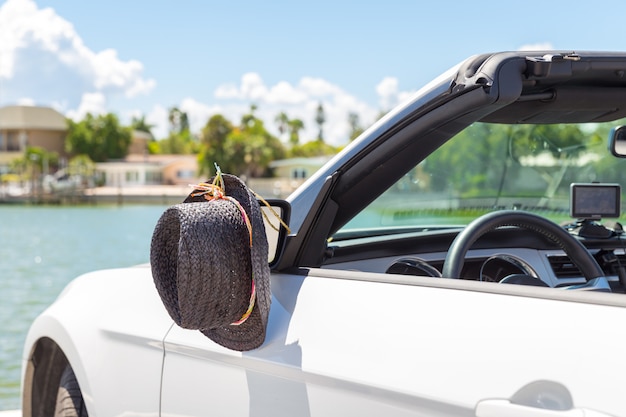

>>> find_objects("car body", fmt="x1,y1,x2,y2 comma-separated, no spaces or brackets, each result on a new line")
21,51,626,416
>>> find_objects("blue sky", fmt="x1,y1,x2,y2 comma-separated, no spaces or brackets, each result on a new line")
2,0,626,145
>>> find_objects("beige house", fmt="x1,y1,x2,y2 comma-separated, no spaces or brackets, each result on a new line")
0,105,67,172
269,156,332,180
95,154,200,187
246,156,332,198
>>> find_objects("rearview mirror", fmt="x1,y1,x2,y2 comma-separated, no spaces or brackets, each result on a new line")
608,125,626,157
259,199,291,267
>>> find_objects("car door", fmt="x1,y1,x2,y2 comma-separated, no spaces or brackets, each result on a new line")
160,271,472,417
160,267,626,416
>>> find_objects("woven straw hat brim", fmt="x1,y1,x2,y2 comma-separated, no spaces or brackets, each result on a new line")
151,174,270,351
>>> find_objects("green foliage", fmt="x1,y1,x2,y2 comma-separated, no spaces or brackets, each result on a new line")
421,122,623,203
151,130,199,155
7,157,27,176
67,154,95,177
275,112,289,137
222,127,283,177
147,140,161,154
25,146,59,171
198,108,285,178
131,114,155,137
288,140,339,158
8,147,60,180
144,107,198,155
287,118,305,146
198,114,234,177
274,111,305,146
65,113,132,162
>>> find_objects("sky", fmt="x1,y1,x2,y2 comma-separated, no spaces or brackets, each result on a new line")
2,0,626,146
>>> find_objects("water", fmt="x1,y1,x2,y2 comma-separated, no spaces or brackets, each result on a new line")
0,204,169,411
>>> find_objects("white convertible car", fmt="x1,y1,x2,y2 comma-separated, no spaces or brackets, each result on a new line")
21,51,626,417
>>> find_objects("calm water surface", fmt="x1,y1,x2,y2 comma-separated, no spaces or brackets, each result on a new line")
0,204,169,410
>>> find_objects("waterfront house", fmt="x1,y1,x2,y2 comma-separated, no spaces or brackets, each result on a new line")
94,154,200,188
0,105,67,174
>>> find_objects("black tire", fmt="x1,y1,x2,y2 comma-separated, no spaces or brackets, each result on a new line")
53,365,88,417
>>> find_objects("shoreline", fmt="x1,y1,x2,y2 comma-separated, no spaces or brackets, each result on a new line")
0,179,299,205
0,185,192,205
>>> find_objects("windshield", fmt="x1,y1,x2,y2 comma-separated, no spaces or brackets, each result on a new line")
340,120,626,234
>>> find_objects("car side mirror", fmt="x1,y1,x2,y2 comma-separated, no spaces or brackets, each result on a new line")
259,199,291,267
608,125,626,157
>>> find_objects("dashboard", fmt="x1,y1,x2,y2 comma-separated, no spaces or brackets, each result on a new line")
324,226,626,293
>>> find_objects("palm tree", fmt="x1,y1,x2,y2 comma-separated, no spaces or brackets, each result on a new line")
168,107,189,134
287,118,304,146
315,102,325,142
131,115,155,137
275,112,289,139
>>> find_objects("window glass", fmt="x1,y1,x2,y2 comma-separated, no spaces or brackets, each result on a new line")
342,121,626,232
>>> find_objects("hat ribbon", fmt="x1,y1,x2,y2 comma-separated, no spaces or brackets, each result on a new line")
190,172,255,326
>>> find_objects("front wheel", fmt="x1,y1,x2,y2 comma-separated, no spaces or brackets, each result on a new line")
54,365,88,417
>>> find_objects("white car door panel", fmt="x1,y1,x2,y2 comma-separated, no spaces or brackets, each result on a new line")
161,271,625,416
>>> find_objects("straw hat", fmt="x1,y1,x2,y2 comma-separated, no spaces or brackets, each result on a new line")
150,173,270,351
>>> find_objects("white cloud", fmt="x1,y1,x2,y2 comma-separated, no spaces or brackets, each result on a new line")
240,72,268,100
299,77,343,98
180,98,223,135
376,77,400,112
66,92,107,120
214,84,241,100
17,97,35,106
0,0,155,110
205,73,398,145
266,81,307,104
92,49,156,97
0,0,414,147
145,105,170,140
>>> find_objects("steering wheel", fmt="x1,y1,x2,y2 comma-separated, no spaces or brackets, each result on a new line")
442,210,605,283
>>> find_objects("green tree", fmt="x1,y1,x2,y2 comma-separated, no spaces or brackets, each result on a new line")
421,123,602,203
131,114,155,137
221,107,285,177
67,154,96,185
25,146,59,174
8,156,27,179
168,107,189,134
315,102,326,142
275,111,289,139
150,107,198,155
156,130,198,154
130,115,154,140
273,111,305,146
287,118,305,146
65,113,132,162
289,139,338,158
198,114,234,177
5,147,60,190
